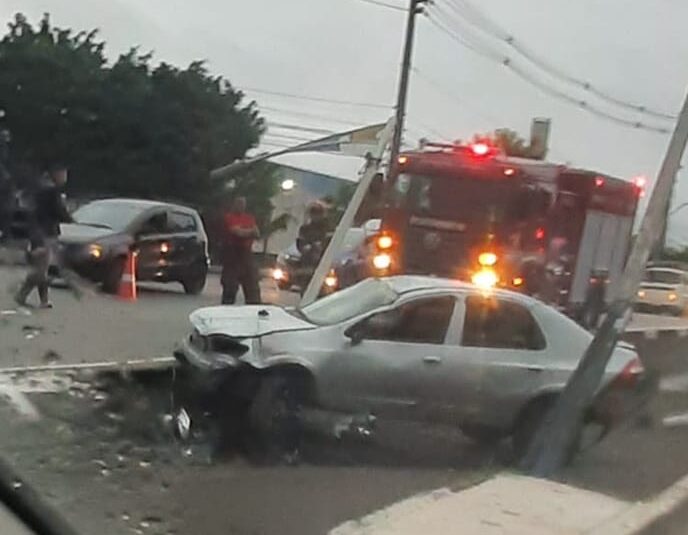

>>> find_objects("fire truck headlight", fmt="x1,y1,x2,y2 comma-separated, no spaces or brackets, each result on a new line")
373,252,392,270
377,234,393,250
472,268,498,289
478,252,498,267
512,276,524,287
272,268,286,281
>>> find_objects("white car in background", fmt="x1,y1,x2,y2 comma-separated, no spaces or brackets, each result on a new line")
635,267,688,316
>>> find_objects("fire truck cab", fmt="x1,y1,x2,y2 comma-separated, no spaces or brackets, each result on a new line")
371,142,640,320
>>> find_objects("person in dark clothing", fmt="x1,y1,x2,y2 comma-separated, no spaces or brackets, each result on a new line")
296,202,330,266
14,163,74,308
0,128,13,242
221,196,261,305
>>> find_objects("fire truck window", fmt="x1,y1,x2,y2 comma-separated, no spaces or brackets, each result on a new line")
362,296,454,345
393,174,412,208
462,296,546,350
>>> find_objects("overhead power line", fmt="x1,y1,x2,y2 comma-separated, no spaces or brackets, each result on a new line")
424,6,672,134
264,132,316,143
260,105,367,127
242,86,393,110
267,122,335,135
441,0,677,121
354,0,407,12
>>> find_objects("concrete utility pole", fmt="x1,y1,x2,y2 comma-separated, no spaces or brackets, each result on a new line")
523,88,688,477
388,0,428,179
300,118,395,306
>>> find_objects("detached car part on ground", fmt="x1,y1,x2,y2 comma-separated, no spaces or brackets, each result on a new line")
58,198,209,294
173,276,648,461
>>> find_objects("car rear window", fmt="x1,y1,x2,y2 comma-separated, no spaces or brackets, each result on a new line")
462,296,546,350
170,211,197,232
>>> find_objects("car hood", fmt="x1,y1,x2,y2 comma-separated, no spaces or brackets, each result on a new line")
189,305,315,338
59,223,116,243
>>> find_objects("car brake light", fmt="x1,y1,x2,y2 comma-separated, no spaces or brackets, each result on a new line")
377,234,393,250
535,227,545,240
615,357,644,388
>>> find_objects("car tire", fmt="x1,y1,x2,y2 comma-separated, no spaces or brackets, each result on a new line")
102,256,126,294
512,397,581,465
182,262,208,295
247,374,304,462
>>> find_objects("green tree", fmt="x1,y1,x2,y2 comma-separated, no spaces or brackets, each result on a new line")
0,13,264,205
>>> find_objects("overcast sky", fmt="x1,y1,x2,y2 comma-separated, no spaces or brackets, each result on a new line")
2,0,688,241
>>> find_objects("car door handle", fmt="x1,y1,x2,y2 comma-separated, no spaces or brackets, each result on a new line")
423,355,442,365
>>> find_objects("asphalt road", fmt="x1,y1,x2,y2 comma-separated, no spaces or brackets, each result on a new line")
2,265,688,534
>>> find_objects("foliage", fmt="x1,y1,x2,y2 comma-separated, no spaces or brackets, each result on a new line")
0,13,264,206
661,247,688,264
473,128,533,158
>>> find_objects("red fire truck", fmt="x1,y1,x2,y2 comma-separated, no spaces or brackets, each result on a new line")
369,141,642,322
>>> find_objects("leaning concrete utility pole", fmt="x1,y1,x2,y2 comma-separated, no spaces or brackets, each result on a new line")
523,87,688,477
300,118,395,307
388,0,428,179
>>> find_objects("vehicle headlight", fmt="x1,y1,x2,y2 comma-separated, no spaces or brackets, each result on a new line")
669,293,678,302
88,244,103,259
472,268,498,290
273,267,286,281
373,252,392,270
324,270,338,288
637,290,646,298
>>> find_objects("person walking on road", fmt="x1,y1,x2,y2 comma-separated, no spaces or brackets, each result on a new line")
221,196,261,305
14,163,74,308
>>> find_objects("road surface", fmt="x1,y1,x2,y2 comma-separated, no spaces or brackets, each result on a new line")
2,265,688,534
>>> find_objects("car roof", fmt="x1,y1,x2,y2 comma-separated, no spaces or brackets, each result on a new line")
383,275,538,306
87,198,197,214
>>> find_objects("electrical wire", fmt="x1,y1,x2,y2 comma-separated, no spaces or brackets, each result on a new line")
442,0,677,120
424,6,672,134
353,0,407,12
241,86,392,110
264,132,317,143
268,122,336,135
260,105,369,127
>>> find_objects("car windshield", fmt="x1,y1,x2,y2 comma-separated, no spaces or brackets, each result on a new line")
300,278,398,325
73,202,145,231
644,269,683,284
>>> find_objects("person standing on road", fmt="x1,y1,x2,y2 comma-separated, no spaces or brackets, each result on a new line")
14,163,74,308
221,196,261,305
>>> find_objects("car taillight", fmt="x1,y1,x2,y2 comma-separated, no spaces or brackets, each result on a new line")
614,357,644,388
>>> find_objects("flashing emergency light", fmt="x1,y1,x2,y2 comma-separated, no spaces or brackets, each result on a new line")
272,268,286,281
633,175,647,197
398,155,408,165
377,234,393,250
512,276,524,287
535,227,545,240
472,268,498,289
594,176,605,188
324,270,338,288
478,252,498,267
471,142,490,156
160,242,170,254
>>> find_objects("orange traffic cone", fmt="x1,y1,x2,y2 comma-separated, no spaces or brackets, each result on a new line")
118,251,137,301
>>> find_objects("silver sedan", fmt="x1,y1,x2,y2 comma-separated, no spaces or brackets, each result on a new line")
174,276,645,458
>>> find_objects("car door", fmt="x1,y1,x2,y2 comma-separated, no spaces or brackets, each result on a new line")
317,294,458,421
436,293,550,430
133,210,175,279
167,210,201,275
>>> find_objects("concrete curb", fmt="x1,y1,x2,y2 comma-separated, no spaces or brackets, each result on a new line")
588,473,688,534
0,357,176,375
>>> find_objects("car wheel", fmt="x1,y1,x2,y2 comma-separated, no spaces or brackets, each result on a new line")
247,374,304,462
512,397,581,465
182,262,208,295
102,256,126,294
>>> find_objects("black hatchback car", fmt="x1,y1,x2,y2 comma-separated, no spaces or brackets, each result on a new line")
59,198,209,294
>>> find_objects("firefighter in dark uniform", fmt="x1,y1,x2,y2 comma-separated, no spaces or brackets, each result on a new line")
221,196,261,305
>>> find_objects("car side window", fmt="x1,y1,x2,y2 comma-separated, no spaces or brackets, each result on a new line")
462,296,546,350
361,296,455,345
138,212,169,236
169,211,197,232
